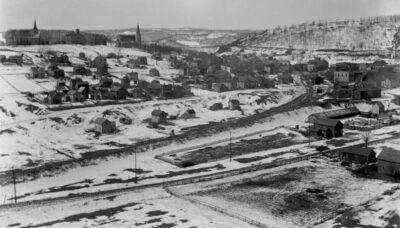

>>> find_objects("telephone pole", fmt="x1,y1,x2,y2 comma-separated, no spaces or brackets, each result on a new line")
11,167,17,204
308,120,311,146
134,148,138,183
229,126,232,162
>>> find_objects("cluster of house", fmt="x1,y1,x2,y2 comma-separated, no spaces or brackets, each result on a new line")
126,57,148,69
308,104,398,139
91,114,134,134
169,54,308,92
332,63,382,100
142,80,192,99
177,66,285,92
0,55,23,65
149,98,240,128
292,57,329,72
306,105,400,176
39,76,131,104
340,146,400,177
150,108,195,128
37,71,192,105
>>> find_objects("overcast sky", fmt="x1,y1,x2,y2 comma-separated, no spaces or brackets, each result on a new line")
1,0,400,31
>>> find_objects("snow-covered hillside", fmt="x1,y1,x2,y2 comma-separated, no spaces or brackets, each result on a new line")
225,15,400,51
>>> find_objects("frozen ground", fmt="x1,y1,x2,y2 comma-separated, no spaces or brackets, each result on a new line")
0,187,253,228
172,158,398,227
317,185,400,228
0,105,398,204
0,44,304,171
0,86,302,171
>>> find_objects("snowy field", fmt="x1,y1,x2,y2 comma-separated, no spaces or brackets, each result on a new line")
0,187,253,228
0,44,305,174
0,85,302,172
0,103,398,204
172,157,399,227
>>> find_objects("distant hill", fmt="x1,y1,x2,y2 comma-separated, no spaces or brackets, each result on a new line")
222,15,400,53
87,28,259,49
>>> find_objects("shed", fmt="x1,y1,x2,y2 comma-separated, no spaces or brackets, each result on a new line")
340,146,376,164
30,66,46,79
151,109,168,126
149,68,160,76
180,109,196,119
209,102,223,111
370,102,385,118
127,59,141,69
377,148,400,175
229,99,241,111
93,118,116,134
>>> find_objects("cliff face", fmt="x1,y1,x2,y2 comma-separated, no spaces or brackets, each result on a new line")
228,15,400,51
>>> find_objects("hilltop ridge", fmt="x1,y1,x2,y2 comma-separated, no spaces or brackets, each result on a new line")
221,14,400,53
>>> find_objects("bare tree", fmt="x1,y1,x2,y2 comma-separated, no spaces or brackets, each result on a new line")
362,131,371,148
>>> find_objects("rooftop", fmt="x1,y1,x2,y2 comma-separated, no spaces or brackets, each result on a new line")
377,148,400,164
344,146,375,156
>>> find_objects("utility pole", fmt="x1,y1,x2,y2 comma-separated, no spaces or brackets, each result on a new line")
11,167,17,204
222,119,233,161
229,125,232,162
134,148,138,183
308,120,311,146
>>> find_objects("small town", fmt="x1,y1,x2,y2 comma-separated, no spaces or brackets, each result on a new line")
0,0,400,227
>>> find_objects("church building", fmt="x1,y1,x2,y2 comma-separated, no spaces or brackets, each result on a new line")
116,24,142,47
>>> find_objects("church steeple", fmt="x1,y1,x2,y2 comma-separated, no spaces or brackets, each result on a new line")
33,18,38,33
136,24,141,47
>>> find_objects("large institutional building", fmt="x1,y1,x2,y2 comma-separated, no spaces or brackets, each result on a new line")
4,19,107,46
116,24,142,47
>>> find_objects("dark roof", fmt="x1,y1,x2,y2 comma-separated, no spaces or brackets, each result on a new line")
148,83,162,90
378,148,400,163
229,99,240,105
152,109,168,116
309,107,360,120
149,68,160,74
187,109,196,114
344,146,375,156
314,118,342,127
117,34,136,42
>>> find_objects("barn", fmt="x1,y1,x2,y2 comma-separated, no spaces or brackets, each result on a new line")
311,118,343,139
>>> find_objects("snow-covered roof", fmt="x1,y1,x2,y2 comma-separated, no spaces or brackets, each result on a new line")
378,148,400,164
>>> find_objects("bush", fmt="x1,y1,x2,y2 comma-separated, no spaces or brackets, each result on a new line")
316,145,330,152
341,161,350,167
383,186,400,196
